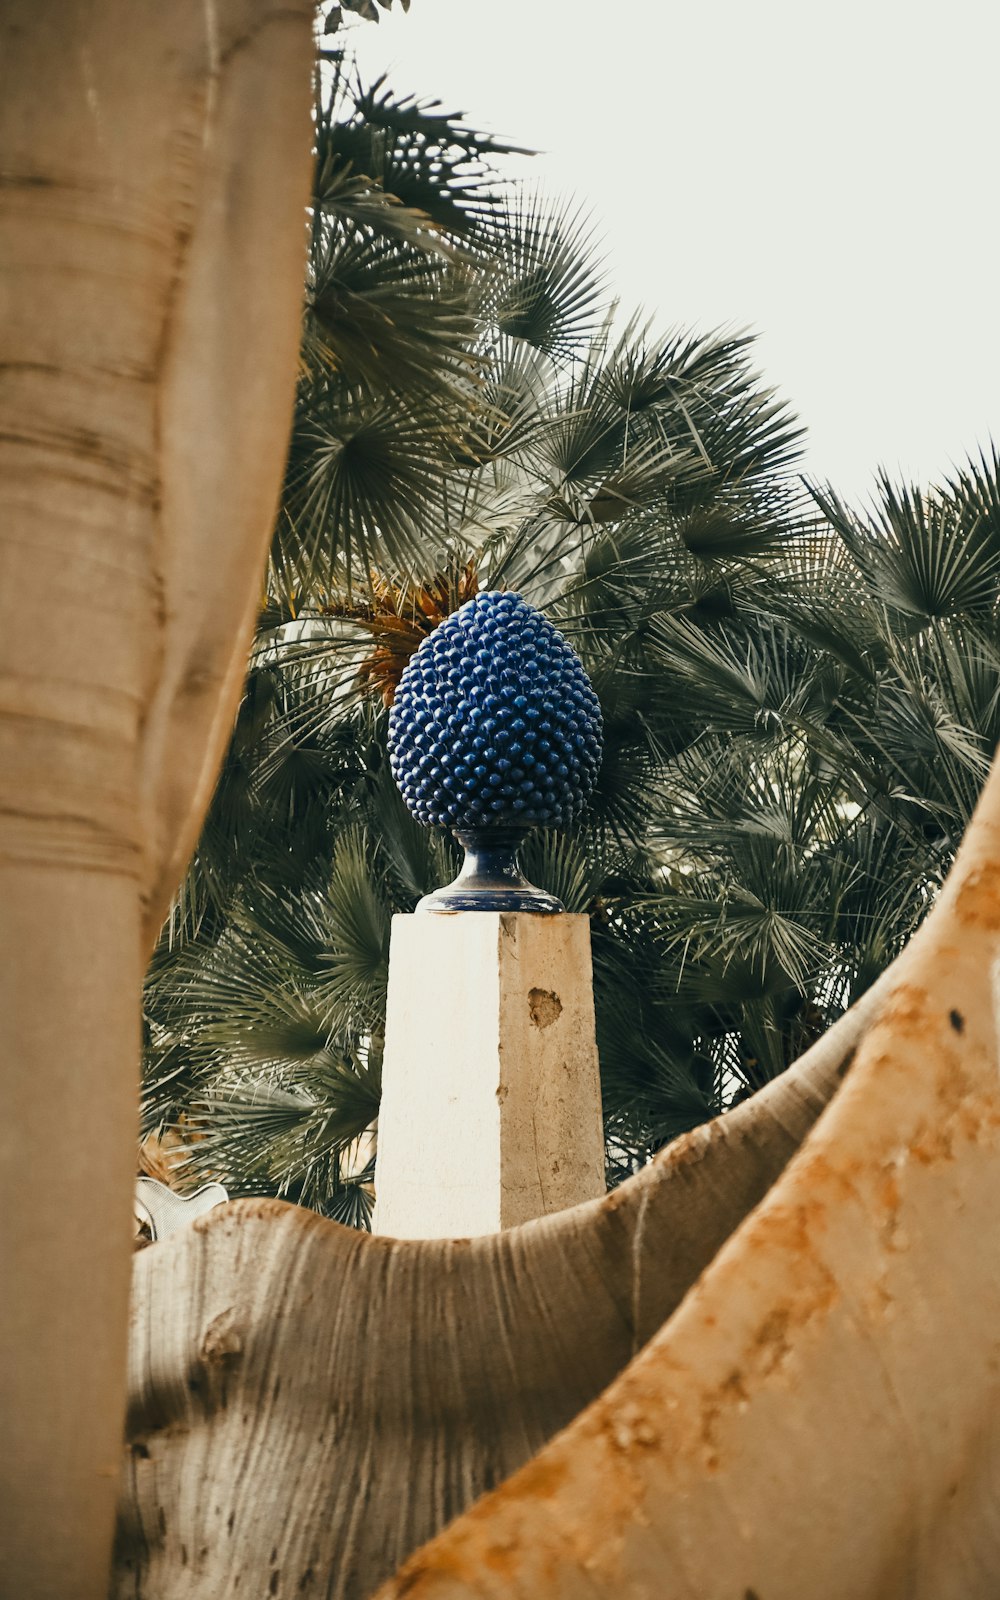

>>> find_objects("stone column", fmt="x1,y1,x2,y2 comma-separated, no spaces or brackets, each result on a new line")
373,911,605,1239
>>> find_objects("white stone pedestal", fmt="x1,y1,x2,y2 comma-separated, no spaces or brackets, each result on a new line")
373,912,605,1239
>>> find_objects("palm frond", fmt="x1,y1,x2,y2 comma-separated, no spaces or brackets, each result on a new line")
315,827,392,1026
485,194,608,360
813,467,1000,622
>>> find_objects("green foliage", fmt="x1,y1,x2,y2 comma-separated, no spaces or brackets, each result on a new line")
143,54,1000,1222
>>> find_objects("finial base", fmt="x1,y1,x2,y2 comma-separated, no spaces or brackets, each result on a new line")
416,828,565,914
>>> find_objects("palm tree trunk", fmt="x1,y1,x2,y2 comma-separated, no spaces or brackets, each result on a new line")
0,4,313,1595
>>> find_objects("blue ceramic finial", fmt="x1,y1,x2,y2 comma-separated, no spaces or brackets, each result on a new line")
388,591,603,912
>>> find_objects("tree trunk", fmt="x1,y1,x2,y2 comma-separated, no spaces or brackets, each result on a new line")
0,5,313,1595
116,753,1000,1598
115,960,876,1596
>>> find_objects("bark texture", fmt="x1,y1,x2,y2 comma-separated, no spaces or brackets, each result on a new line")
0,5,313,1596
115,978,874,1596
115,756,1000,1599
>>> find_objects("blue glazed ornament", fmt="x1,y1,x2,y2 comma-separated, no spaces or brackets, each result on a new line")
388,591,602,912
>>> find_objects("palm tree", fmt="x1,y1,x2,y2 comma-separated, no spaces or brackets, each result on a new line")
602,453,1000,1159
142,51,1000,1223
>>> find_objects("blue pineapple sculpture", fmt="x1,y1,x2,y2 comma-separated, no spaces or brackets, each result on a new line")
388,591,603,911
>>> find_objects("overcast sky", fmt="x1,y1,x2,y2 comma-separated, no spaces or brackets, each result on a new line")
352,0,998,502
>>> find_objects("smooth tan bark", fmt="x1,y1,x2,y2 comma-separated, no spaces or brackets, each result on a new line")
0,5,313,1595
114,755,1000,1598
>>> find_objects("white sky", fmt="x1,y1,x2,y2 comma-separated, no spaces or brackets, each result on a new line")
352,0,999,501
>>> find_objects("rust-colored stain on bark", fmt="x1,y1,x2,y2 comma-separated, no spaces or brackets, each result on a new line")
606,1400,661,1452
909,1125,956,1168
954,863,1000,930
877,981,933,1037
750,1307,794,1377
877,1169,901,1220
387,1452,573,1592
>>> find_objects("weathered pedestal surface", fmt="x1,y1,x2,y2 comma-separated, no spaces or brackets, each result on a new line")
373,911,605,1238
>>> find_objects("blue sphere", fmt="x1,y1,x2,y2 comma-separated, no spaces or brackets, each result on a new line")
388,592,602,830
